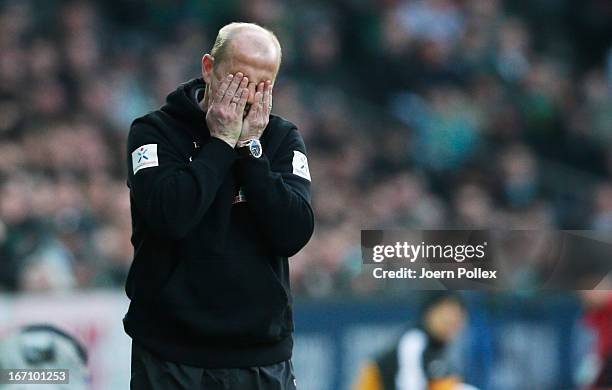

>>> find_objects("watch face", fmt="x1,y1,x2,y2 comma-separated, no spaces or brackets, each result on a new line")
249,140,262,158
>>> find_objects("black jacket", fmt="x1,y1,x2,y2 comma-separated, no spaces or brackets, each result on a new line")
123,78,314,368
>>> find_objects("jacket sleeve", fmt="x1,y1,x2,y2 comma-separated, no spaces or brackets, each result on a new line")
236,127,314,257
127,120,236,239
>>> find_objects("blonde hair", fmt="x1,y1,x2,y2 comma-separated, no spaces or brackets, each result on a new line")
210,22,282,66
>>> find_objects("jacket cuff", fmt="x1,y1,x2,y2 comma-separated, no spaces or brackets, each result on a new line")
237,155,279,200
192,137,237,178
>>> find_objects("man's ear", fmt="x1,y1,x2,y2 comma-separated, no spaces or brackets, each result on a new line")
201,54,214,84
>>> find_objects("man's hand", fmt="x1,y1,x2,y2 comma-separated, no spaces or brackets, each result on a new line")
239,80,272,141
206,73,249,148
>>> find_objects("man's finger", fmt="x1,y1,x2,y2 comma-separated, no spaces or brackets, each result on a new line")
213,74,234,104
256,82,265,119
246,83,264,119
263,80,272,115
247,82,256,103
222,72,244,105
256,82,264,107
235,87,249,114
234,76,249,104
247,91,264,119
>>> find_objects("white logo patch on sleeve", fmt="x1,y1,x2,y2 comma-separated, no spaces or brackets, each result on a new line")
132,144,159,174
292,150,311,181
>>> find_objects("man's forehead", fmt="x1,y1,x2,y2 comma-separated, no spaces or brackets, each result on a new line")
218,51,278,81
230,52,277,71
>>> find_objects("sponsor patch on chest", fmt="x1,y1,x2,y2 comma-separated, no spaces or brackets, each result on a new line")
233,186,247,204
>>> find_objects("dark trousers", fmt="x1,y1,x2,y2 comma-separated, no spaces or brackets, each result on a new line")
130,342,297,390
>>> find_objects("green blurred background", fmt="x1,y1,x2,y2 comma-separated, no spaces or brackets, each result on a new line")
0,0,611,389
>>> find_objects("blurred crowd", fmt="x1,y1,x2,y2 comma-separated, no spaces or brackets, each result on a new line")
0,0,611,296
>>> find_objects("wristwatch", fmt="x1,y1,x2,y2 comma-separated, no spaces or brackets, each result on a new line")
236,138,263,159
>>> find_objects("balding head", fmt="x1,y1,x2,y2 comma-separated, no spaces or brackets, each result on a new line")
201,22,282,112
209,22,281,75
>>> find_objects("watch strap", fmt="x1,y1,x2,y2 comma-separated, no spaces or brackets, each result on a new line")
236,139,262,158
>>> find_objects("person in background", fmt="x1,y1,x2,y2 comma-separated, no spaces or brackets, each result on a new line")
581,285,612,389
352,292,478,390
